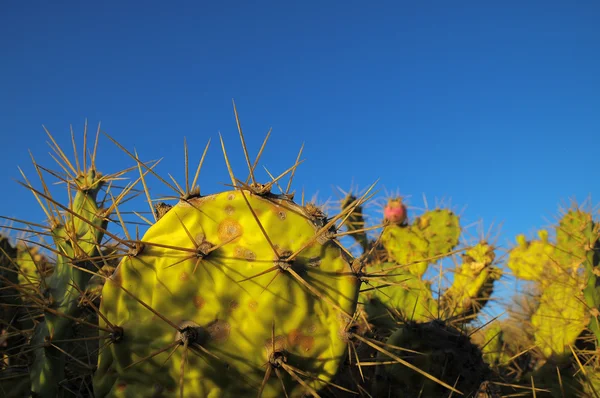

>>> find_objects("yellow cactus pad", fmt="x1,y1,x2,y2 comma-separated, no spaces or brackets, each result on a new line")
442,242,501,319
507,231,555,282
95,190,360,397
382,209,460,277
361,262,437,325
531,278,588,358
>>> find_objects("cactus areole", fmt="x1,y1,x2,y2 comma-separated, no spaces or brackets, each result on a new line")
95,189,361,397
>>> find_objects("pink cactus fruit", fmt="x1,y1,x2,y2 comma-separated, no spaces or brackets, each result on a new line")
384,198,407,224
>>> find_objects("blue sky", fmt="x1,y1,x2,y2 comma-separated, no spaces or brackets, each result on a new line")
1,1,599,319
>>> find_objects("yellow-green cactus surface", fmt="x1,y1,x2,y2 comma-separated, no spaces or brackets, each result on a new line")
382,209,460,277
95,190,360,397
442,242,501,319
360,262,437,326
531,278,588,358
507,230,555,282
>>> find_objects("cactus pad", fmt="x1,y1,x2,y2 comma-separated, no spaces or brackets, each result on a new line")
507,230,555,282
442,242,501,319
381,208,460,277
373,320,490,397
95,190,360,397
360,262,437,326
531,277,588,358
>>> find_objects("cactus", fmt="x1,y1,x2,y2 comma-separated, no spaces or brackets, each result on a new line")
357,199,500,327
335,196,504,396
0,235,54,397
10,105,600,398
340,192,370,253
27,165,111,397
89,111,375,398
474,323,509,368
361,261,438,327
15,242,51,289
95,189,362,397
441,242,502,321
498,205,600,396
531,277,588,358
507,207,598,359
0,127,145,397
506,229,554,282
381,207,460,277
0,235,19,329
372,320,492,397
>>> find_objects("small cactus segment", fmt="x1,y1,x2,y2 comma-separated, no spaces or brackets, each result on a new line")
506,230,554,282
581,214,600,346
441,242,501,319
555,209,595,263
15,243,51,291
530,277,588,358
30,168,109,398
95,190,360,397
373,320,490,397
341,193,369,252
360,262,437,327
508,209,596,284
581,367,600,398
381,208,460,277
583,255,600,345
0,236,19,326
475,323,509,368
507,207,599,360
0,236,22,367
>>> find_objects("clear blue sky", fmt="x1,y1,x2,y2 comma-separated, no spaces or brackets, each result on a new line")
1,1,599,319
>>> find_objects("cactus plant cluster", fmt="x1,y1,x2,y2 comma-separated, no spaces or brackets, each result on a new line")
0,105,599,397
472,205,600,397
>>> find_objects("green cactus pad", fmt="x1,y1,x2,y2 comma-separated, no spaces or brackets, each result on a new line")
15,243,51,289
381,209,460,277
373,320,490,397
531,277,588,358
360,262,437,327
95,190,360,397
30,169,108,397
475,323,509,367
340,193,369,252
507,230,555,282
0,236,19,325
442,242,501,319
555,209,594,256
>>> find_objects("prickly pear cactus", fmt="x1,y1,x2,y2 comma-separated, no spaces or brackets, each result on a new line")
29,168,111,397
506,230,554,282
381,208,460,277
0,235,19,328
507,207,598,359
4,106,578,398
441,242,501,320
95,185,361,395
503,205,600,397
475,323,509,368
372,320,491,397
360,261,437,327
15,242,51,288
341,192,370,252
